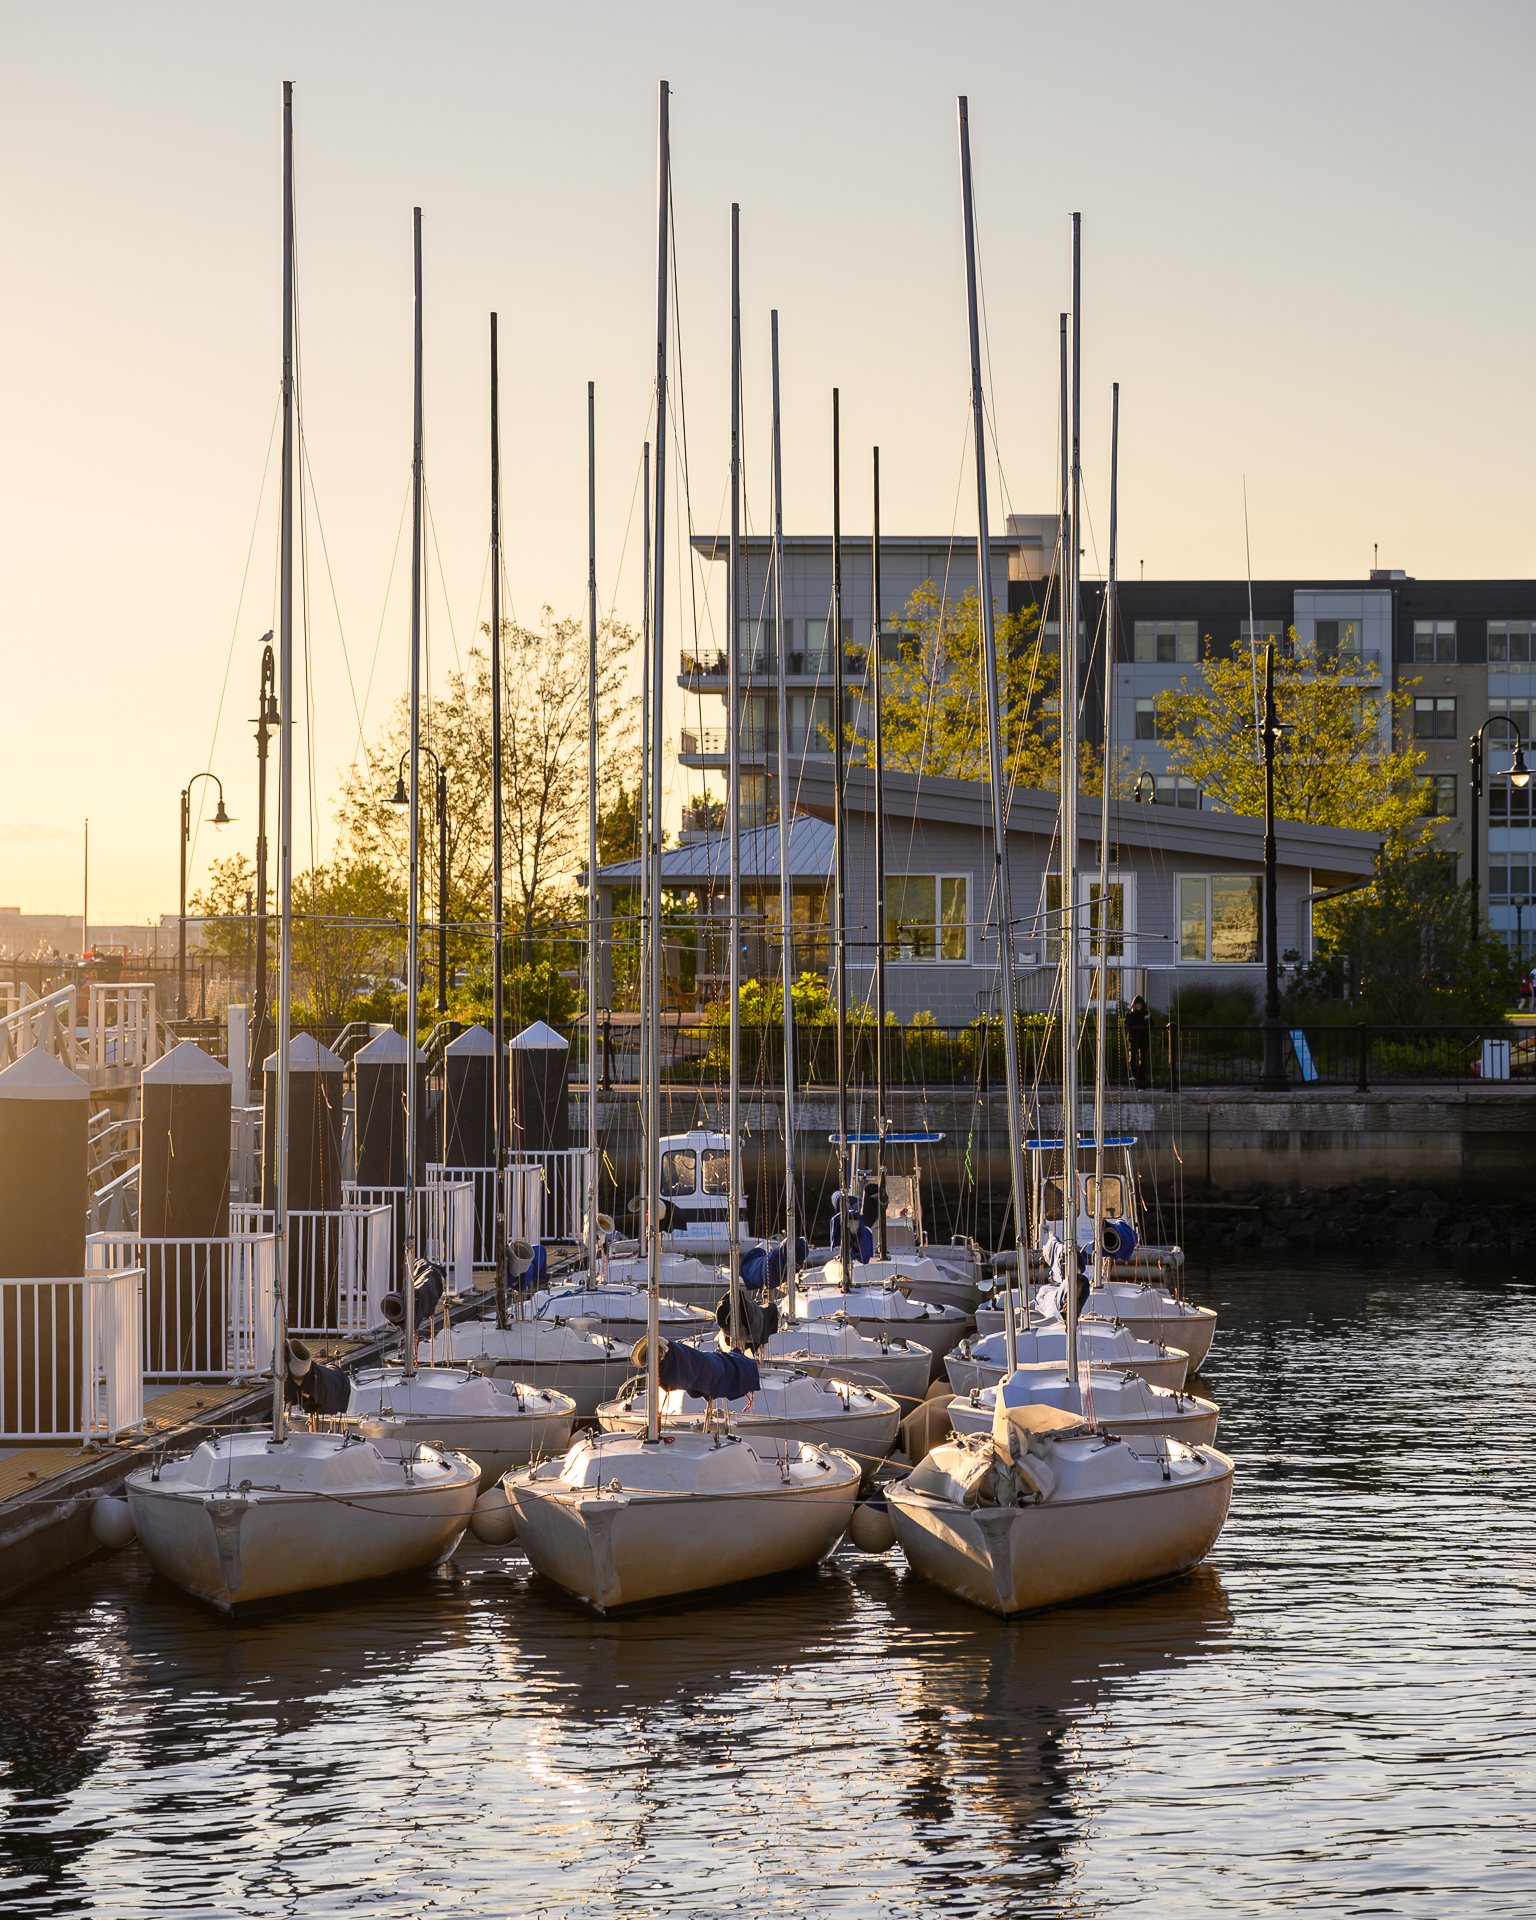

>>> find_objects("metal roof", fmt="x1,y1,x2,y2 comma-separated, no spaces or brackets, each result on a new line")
596,813,835,887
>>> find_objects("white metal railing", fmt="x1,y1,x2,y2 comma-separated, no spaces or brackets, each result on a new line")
86,983,158,1087
0,1269,143,1441
230,1105,263,1204
229,1203,393,1334
339,1178,473,1296
88,1164,139,1236
87,1231,278,1380
0,985,80,1073
507,1164,545,1243
428,1154,588,1264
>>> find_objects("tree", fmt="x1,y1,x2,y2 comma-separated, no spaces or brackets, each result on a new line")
1291,846,1519,1023
1153,642,1427,847
339,609,638,960
188,854,257,965
867,582,1103,792
288,860,398,1026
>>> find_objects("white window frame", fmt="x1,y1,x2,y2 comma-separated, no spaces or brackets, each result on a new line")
884,872,972,964
1176,873,1265,965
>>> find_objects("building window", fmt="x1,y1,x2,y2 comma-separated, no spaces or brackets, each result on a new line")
1134,697,1162,740
1421,773,1457,817
737,619,775,675
1414,620,1457,663
878,622,920,664
1155,775,1200,808
1488,620,1534,666
1240,619,1288,658
804,618,854,674
1178,875,1262,963
1490,856,1532,901
1134,619,1198,663
1414,696,1456,740
794,693,833,752
1316,618,1366,663
885,874,968,962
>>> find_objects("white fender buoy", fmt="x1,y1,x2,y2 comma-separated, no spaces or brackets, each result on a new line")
469,1479,518,1545
849,1497,895,1554
90,1494,136,1550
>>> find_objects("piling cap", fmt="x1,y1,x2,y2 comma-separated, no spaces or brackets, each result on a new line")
263,1031,344,1073
143,1040,231,1086
445,1023,503,1057
354,1027,426,1066
0,1047,88,1101
510,1020,569,1051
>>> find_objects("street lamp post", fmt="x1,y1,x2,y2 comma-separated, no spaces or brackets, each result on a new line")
177,772,232,1020
1258,642,1289,1091
391,748,449,1014
1469,715,1531,941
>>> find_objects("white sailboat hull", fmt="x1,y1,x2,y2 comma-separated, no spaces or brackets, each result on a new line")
761,1330,934,1416
977,1302,1217,1370
888,1451,1233,1617
947,1347,1188,1395
597,1400,900,1476
358,1408,574,1488
947,1389,1219,1448
508,1434,860,1612
126,1436,478,1612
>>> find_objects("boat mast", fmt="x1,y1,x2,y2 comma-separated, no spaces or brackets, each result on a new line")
1092,383,1118,1292
727,204,742,1351
587,381,600,1292
638,439,651,1257
871,447,889,1262
645,81,670,1441
956,98,1028,1308
1062,212,1082,1385
403,206,424,1383
491,314,508,1331
771,314,796,1315
272,79,295,1443
831,390,851,1290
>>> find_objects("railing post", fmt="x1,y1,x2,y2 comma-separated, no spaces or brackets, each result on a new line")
1357,1021,1370,1093
601,1013,612,1092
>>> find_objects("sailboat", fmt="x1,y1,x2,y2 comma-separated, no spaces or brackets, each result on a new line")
888,106,1232,1616
125,89,479,1609
508,126,859,1611
331,224,578,1484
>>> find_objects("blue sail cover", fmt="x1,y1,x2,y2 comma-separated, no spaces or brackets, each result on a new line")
739,1237,807,1291
657,1341,760,1400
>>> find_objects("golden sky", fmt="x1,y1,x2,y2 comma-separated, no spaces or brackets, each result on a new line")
3,1,1532,919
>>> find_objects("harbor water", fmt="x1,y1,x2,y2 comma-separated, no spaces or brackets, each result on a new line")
2,1254,1532,1917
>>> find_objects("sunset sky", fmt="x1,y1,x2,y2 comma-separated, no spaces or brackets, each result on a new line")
4,2,1534,921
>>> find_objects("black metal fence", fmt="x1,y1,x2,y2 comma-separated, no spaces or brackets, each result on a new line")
569,1016,1531,1092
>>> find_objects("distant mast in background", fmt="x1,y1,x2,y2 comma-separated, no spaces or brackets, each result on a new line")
490,312,509,1331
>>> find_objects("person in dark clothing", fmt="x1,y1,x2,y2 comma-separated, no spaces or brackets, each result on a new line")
1125,994,1152,1090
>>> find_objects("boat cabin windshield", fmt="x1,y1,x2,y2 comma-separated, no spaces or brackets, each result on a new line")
700,1149,732,1196
1083,1173,1126,1217
660,1149,697,1197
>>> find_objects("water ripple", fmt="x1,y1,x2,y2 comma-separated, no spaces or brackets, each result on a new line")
1,1257,1532,1917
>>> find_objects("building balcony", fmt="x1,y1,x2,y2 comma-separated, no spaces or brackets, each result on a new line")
678,726,775,767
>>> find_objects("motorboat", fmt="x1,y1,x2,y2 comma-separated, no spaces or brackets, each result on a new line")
887,1396,1234,1617
597,1365,901,1477
945,1362,1219,1447
946,1321,1191,1395
444,1316,629,1417
649,1127,763,1259
507,1426,860,1613
126,1427,478,1613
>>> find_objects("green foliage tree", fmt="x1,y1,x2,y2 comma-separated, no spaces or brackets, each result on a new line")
869,582,1103,792
188,854,257,965
339,609,638,961
1153,641,1427,847
288,860,398,1026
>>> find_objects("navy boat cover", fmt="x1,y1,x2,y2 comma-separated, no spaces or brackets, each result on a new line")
657,1341,759,1400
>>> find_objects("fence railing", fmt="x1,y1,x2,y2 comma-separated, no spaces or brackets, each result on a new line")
563,1018,1531,1092
0,1269,143,1441
341,1179,475,1296
229,1204,393,1334
428,1152,587,1263
230,1105,263,1204
86,1231,279,1381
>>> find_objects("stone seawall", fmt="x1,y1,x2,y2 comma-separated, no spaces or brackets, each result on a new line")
576,1083,1536,1246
